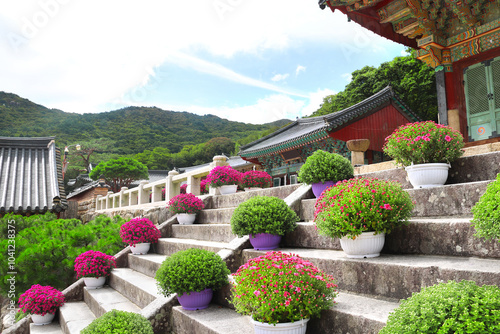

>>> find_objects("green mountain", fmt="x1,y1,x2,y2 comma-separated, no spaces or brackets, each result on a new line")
0,92,290,155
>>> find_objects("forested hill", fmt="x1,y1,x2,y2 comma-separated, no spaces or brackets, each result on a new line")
0,92,290,155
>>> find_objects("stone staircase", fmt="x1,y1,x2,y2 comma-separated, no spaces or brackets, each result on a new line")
26,151,500,333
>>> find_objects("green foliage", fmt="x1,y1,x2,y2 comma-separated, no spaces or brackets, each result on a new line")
1,212,57,236
81,310,154,334
297,150,354,184
383,121,464,166
472,173,500,241
314,178,413,238
89,157,148,192
155,248,230,296
230,196,298,237
0,215,124,300
312,53,437,121
380,280,500,334
15,310,28,322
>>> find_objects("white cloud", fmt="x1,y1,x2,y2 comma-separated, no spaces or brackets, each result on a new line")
301,88,337,117
295,65,306,76
271,73,290,82
341,73,353,82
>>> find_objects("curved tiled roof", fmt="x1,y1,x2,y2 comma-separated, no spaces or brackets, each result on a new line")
239,86,418,158
0,136,67,214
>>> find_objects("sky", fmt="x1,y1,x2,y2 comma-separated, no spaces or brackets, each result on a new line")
0,0,407,124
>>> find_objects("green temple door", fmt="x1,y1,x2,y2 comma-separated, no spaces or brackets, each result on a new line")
464,56,500,141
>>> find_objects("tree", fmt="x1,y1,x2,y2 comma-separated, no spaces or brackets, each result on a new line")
89,157,148,192
204,137,236,159
312,51,437,121
71,138,115,172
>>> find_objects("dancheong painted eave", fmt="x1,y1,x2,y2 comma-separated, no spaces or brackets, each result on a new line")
239,86,419,159
0,136,67,215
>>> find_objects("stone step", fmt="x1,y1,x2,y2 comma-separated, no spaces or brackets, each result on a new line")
212,184,302,209
156,238,228,256
171,304,254,334
284,218,500,258
109,268,167,308
29,322,64,334
300,180,492,221
197,208,234,225
242,248,500,300
83,286,142,318
59,301,96,334
128,253,167,277
171,224,235,243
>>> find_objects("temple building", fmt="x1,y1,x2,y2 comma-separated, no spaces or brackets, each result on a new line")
239,86,419,184
319,0,500,144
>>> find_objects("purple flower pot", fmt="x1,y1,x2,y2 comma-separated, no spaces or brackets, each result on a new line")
312,181,335,198
249,233,282,250
177,288,213,310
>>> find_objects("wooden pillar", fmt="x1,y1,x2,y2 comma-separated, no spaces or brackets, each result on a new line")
436,67,448,125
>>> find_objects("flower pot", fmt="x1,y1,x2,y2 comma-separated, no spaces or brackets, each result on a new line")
130,242,151,255
249,233,282,250
405,163,450,189
311,181,335,198
31,312,55,326
219,184,238,195
251,318,309,334
83,277,106,289
177,213,197,225
177,288,213,310
244,187,262,192
340,232,385,258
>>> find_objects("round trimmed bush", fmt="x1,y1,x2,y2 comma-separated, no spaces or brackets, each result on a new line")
230,196,298,237
298,150,353,185
81,310,153,334
472,173,500,241
380,280,500,334
155,248,230,296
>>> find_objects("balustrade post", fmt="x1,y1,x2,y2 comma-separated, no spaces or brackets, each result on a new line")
138,181,149,205
346,139,370,166
165,170,180,201
187,175,201,196
106,191,112,209
152,184,163,203
209,155,229,195
96,195,102,211
119,187,128,207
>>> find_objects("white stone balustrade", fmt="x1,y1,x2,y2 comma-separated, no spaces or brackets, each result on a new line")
95,155,229,212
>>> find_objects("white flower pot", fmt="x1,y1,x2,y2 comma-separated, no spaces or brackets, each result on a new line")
83,276,106,289
31,312,55,325
251,318,309,334
405,163,450,188
340,232,385,258
219,184,238,195
177,213,197,225
130,242,151,255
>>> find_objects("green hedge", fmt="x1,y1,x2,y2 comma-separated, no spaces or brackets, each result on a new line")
0,213,124,300
81,310,153,334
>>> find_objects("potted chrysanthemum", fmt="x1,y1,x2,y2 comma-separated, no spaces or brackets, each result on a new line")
240,170,272,191
18,284,65,325
155,248,230,310
231,251,338,334
74,250,117,289
314,177,414,258
297,150,354,197
383,121,464,188
205,165,241,195
230,196,298,250
120,218,162,254
167,193,205,225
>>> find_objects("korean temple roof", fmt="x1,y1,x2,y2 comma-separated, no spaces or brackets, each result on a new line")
0,136,67,214
239,86,418,158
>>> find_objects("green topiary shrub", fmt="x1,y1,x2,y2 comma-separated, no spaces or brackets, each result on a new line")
471,173,500,241
0,214,124,299
380,280,500,334
230,196,298,237
155,248,230,296
297,150,353,184
81,310,153,334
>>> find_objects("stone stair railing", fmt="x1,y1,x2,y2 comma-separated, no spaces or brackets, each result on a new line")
95,155,229,212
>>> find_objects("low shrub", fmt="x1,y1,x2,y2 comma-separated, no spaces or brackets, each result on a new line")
298,150,353,184
81,310,153,334
380,280,500,333
0,214,124,299
230,196,298,237
155,248,230,296
472,173,500,241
